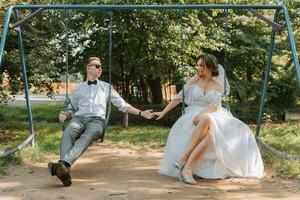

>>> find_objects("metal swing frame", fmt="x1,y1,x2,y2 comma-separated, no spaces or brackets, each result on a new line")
0,4,299,159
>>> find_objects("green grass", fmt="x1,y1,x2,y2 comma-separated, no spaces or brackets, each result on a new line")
260,123,300,178
0,122,169,173
106,125,169,150
0,155,21,175
0,103,63,123
0,104,300,179
0,122,63,174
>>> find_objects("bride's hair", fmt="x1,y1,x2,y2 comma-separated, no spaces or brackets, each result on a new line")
196,54,219,77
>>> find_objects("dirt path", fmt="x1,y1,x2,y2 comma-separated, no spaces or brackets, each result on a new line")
0,143,299,200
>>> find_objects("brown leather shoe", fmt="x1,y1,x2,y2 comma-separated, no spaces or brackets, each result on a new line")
48,162,72,187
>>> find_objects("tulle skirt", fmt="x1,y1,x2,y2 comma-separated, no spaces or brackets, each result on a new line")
158,106,264,179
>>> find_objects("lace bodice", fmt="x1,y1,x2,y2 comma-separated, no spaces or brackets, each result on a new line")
173,84,222,108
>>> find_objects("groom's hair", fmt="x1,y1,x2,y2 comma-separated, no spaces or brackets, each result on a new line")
196,54,219,77
85,57,101,66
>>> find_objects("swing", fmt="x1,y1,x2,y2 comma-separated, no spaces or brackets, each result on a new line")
176,6,299,161
0,4,299,161
60,9,113,143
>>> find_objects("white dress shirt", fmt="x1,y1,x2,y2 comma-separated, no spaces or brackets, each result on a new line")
67,80,130,119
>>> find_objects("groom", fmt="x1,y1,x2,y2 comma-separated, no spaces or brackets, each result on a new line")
48,56,154,186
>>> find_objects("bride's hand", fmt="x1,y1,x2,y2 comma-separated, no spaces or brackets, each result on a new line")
192,114,201,125
154,111,164,120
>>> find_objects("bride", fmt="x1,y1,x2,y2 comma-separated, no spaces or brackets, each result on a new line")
154,54,264,185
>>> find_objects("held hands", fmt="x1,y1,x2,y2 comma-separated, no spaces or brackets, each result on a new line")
141,109,155,119
153,111,165,120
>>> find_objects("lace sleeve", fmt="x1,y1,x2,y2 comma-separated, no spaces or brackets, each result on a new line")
173,90,183,100
172,85,192,100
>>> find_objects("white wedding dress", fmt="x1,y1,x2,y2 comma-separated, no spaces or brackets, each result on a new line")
158,84,264,179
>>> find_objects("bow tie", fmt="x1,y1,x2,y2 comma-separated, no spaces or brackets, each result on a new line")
88,80,97,85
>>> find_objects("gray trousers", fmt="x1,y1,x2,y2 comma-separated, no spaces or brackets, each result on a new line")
60,116,104,166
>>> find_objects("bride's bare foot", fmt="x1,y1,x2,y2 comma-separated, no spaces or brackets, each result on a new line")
181,168,197,185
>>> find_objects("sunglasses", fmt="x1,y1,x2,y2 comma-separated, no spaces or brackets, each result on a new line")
88,64,102,69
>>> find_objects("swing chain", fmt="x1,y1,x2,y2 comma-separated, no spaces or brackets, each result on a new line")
223,8,230,111
99,8,113,142
61,8,71,131
179,8,185,115
64,8,70,100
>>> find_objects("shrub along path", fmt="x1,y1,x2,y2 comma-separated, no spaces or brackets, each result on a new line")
0,142,299,200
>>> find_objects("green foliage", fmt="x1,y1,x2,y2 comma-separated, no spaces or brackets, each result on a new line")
268,70,299,107
0,1,66,98
0,1,300,106
0,75,13,104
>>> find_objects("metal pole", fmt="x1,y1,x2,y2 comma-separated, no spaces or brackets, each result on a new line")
255,9,280,137
9,8,44,29
282,5,300,88
12,4,282,10
14,9,35,147
249,9,285,31
0,6,13,71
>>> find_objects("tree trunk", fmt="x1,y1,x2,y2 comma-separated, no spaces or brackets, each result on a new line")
123,77,130,102
148,77,163,104
139,77,149,104
118,51,126,99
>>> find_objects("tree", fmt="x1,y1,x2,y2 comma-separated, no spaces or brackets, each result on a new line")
1,0,299,109
0,0,68,103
